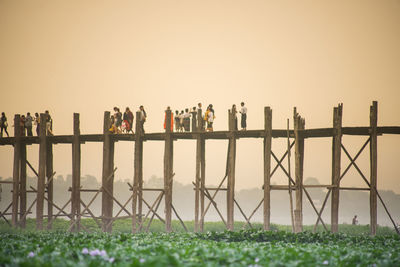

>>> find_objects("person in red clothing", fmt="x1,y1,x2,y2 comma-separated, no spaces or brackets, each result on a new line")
123,107,134,134
164,106,174,132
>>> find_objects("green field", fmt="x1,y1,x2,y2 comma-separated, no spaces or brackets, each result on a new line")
1,219,399,266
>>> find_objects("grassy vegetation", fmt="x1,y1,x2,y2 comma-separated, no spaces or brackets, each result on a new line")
0,229,399,266
1,218,397,235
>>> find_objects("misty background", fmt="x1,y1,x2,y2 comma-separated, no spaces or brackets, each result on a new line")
1,173,399,226
1,1,400,226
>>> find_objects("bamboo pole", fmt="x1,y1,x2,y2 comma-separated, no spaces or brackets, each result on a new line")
263,107,272,230
71,113,81,231
331,104,343,233
370,101,378,235
36,113,47,230
12,115,21,227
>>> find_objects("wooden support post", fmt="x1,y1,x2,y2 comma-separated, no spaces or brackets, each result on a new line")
331,104,343,233
263,107,272,230
101,111,115,233
195,108,205,232
46,142,53,229
370,101,378,235
36,113,47,230
227,109,236,231
293,108,305,233
132,111,143,233
200,108,206,232
164,109,173,232
71,113,81,231
138,133,144,225
12,115,21,227
19,142,27,228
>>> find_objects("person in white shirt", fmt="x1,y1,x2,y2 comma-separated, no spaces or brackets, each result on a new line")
138,105,147,134
206,105,214,132
239,102,247,130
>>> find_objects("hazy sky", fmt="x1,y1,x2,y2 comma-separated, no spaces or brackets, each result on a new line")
1,0,399,194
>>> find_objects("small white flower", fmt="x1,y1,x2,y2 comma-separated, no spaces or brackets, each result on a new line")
139,258,145,263
323,260,329,265
28,252,35,258
82,248,89,254
108,257,115,263
255,258,260,263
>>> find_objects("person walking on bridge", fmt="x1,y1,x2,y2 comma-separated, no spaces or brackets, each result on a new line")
25,112,33,136
164,106,174,132
138,105,147,134
239,102,247,131
0,112,9,137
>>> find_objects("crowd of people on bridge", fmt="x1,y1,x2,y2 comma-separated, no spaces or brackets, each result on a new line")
109,106,147,134
0,110,54,137
1,102,248,137
163,102,247,133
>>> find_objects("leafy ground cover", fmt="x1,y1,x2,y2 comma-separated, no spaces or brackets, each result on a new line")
0,218,397,235
1,229,399,266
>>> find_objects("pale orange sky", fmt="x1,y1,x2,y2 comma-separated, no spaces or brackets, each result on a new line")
0,0,399,195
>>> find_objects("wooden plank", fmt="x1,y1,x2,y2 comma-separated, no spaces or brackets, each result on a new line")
339,187,370,191
226,109,236,231
293,108,305,233
164,109,173,232
263,107,272,230
19,142,27,228
36,113,47,230
71,113,81,231
0,125,398,147
342,127,370,135
331,104,342,233
377,126,400,135
12,115,21,227
370,101,377,235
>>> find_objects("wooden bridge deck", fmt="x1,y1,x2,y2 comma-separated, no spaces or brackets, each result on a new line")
0,126,399,145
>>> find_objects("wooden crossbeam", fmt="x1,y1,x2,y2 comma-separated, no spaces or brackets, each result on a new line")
340,139,370,180
234,198,252,229
104,195,134,230
80,200,102,229
137,191,164,231
171,203,188,232
145,192,165,232
204,188,227,227
49,198,71,224
197,175,227,219
68,167,117,231
271,150,328,231
0,202,12,226
270,141,295,178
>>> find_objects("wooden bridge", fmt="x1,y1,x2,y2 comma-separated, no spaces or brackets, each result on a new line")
1,101,399,235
